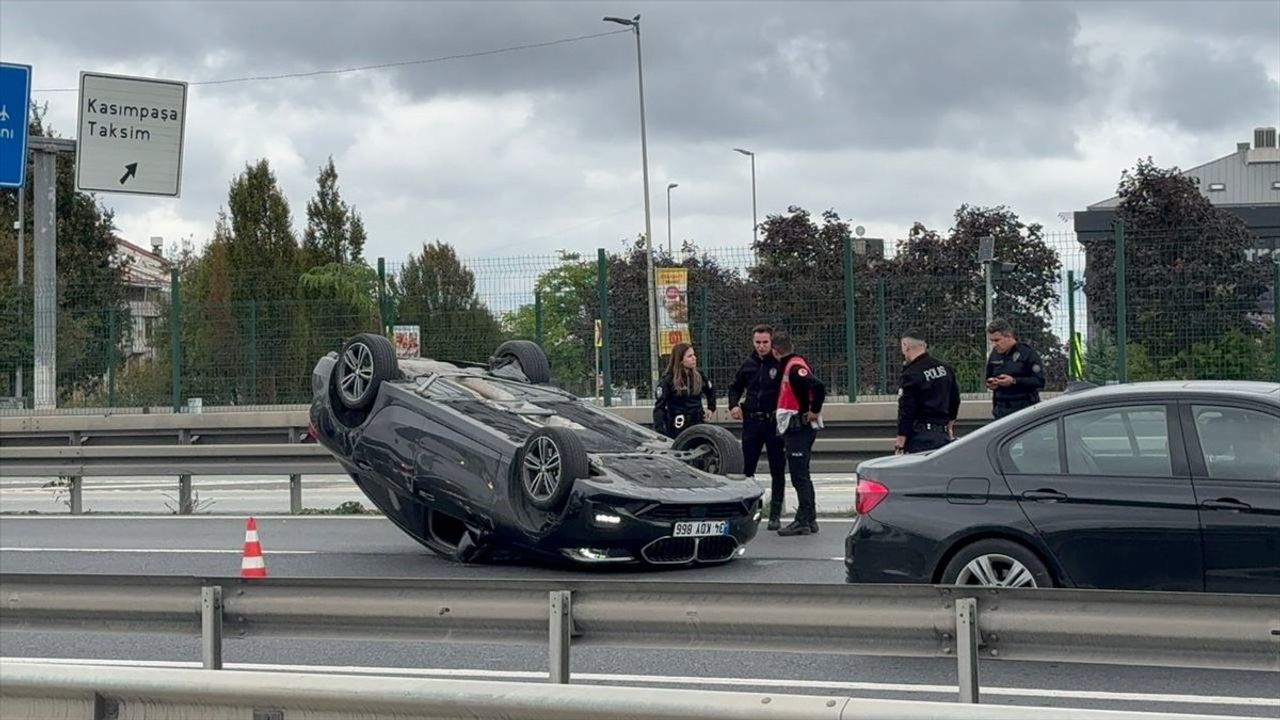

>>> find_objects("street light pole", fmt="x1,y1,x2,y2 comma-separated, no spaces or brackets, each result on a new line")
733,148,757,244
605,14,659,389
666,182,678,255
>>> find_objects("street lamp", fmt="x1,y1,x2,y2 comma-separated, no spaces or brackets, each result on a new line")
604,13,659,388
666,182,678,254
733,147,757,244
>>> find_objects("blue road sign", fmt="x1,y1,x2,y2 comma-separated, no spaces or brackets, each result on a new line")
0,62,33,188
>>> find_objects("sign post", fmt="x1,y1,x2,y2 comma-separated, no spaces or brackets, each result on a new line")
0,62,32,189
76,71,187,197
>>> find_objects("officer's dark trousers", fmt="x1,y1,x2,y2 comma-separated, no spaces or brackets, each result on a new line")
743,417,787,519
906,426,949,453
783,424,817,522
993,398,1036,419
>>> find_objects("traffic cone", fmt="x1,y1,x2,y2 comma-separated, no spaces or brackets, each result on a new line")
240,516,267,578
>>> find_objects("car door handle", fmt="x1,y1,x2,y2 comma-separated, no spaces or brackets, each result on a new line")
1201,498,1252,512
1021,489,1068,502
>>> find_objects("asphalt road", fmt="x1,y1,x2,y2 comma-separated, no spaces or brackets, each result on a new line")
1,516,1277,718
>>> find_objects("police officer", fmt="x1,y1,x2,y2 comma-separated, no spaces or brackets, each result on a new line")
985,319,1046,419
727,324,788,530
771,331,825,537
894,331,961,454
653,342,715,439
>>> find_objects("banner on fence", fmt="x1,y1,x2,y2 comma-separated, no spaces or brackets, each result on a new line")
655,268,690,357
393,325,420,359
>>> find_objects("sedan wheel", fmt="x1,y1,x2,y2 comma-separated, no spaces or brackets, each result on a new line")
523,436,562,503
956,553,1038,588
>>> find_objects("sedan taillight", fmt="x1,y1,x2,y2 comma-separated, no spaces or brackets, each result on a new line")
855,479,889,515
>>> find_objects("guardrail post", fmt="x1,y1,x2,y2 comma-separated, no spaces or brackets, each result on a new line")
67,431,83,515
289,428,303,514
549,590,572,684
201,585,223,670
955,597,980,704
178,429,193,515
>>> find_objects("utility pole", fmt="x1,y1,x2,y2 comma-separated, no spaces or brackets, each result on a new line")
28,136,75,410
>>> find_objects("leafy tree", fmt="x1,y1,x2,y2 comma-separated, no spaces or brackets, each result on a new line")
1084,158,1271,366
503,252,598,395
391,241,503,363
880,205,1064,392
0,104,129,404
301,156,365,266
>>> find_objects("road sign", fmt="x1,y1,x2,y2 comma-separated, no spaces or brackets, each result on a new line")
0,62,32,188
76,71,187,197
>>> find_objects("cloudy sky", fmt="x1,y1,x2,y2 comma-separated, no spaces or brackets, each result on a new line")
2,0,1277,265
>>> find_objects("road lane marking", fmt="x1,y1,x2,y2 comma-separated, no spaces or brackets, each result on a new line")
2,657,1275,708
0,547,318,554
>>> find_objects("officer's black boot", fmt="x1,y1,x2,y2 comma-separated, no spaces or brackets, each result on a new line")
777,517,812,536
767,498,782,531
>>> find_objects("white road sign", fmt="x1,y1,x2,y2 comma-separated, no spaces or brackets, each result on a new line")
76,71,188,197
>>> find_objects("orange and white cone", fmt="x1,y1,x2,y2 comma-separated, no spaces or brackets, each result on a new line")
240,516,267,578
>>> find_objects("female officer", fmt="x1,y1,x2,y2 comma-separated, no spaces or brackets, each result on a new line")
652,342,716,439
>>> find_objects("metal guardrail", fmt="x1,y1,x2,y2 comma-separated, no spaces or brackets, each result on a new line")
0,661,1248,720
2,574,1276,703
1,402,1001,513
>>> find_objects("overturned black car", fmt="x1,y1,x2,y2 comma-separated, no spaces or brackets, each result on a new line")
310,333,764,566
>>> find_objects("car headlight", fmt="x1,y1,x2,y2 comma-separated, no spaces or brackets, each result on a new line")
593,512,622,526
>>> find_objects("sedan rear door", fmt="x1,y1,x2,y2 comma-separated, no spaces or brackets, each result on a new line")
1180,402,1280,594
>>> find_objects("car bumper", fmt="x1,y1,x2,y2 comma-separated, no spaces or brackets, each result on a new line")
844,514,934,584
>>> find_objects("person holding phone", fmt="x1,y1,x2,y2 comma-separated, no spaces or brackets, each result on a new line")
985,319,1045,419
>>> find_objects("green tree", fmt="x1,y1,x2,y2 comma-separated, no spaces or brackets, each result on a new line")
392,241,503,363
1084,158,1271,369
503,252,598,395
880,205,1064,392
301,156,365,266
0,104,130,404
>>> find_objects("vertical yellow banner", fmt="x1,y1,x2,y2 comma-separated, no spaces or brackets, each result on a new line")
655,267,690,357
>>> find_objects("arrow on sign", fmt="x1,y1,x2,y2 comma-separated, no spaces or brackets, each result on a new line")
119,163,138,185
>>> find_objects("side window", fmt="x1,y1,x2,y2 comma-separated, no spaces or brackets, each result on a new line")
1192,405,1280,481
1064,405,1171,477
1002,421,1061,474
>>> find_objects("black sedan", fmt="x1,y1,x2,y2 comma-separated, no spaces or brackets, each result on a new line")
310,333,763,566
845,381,1280,593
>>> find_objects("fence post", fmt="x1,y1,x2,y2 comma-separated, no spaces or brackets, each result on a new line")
248,300,258,404
876,279,887,395
1273,257,1279,382
598,249,613,407
201,586,223,670
169,268,182,413
377,257,387,334
955,597,980,703
701,281,711,356
1114,221,1126,384
549,590,572,684
534,290,544,345
843,238,857,402
178,428,193,515
1067,270,1079,380
107,307,117,408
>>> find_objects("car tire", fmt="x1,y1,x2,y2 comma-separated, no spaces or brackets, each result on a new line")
672,424,745,476
334,333,398,410
940,539,1054,589
518,427,588,512
490,340,552,384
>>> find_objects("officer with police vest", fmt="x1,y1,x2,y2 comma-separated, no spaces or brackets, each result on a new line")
894,331,961,454
771,331,825,537
985,319,1046,419
727,324,788,530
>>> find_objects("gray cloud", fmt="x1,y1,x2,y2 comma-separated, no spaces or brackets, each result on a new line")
1134,44,1280,133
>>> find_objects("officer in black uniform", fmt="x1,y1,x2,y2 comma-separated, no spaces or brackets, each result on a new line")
894,331,961,454
985,319,1046,419
727,324,788,530
772,331,825,537
653,342,715,438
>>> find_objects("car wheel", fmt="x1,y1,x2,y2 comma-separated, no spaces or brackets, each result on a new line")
672,424,745,476
490,340,552,384
334,333,398,410
940,539,1054,589
518,427,588,511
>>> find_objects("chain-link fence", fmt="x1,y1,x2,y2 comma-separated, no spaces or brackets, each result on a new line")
1,224,1276,415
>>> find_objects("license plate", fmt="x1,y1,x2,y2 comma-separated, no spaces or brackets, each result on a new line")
673,520,729,537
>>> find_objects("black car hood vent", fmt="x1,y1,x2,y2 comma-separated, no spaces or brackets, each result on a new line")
598,455,722,489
